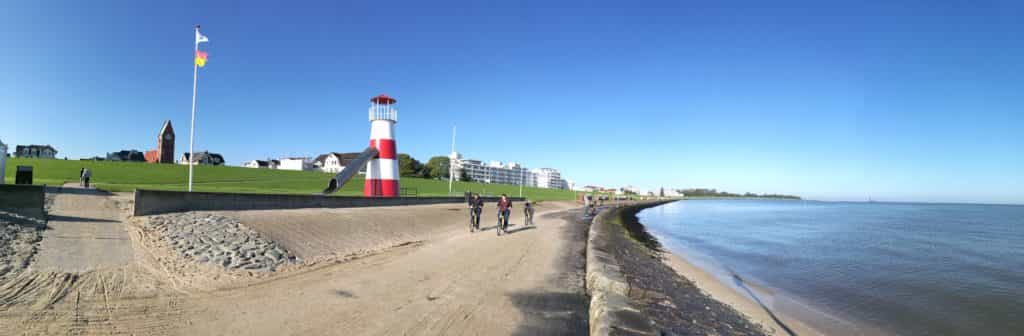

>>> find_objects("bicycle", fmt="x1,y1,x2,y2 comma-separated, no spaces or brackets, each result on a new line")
496,210,508,236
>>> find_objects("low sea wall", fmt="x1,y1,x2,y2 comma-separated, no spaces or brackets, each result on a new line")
133,189,523,216
0,184,46,218
586,200,672,335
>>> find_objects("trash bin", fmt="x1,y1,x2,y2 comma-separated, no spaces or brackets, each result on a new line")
15,166,32,185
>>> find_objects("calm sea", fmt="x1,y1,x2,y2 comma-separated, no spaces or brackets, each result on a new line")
637,200,1024,336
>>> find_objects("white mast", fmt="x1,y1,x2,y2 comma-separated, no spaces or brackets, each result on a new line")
448,125,456,194
188,25,200,192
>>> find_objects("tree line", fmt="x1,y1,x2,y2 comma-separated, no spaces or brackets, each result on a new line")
398,154,470,181
678,188,801,200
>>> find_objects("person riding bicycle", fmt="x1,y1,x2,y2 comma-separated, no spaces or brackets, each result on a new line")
469,193,484,231
523,200,535,226
497,194,512,232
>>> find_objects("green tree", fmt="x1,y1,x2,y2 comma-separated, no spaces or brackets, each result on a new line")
459,169,471,182
398,153,424,177
424,156,450,179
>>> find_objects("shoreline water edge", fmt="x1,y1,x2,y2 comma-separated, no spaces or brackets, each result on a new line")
626,200,899,336
594,200,835,336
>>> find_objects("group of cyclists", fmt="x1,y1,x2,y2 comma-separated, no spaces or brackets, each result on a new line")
467,193,534,236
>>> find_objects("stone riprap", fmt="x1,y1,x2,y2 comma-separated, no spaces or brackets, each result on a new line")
145,213,297,273
0,212,43,281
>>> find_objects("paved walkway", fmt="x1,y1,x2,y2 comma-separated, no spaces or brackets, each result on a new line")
32,184,135,272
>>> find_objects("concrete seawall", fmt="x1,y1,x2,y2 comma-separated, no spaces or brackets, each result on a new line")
0,184,46,218
586,200,673,335
133,189,523,216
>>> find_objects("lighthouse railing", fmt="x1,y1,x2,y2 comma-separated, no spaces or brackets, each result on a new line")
368,105,398,122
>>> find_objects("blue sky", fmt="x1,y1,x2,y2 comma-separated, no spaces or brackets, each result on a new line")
2,1,1022,204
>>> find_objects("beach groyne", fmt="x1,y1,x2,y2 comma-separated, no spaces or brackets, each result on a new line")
133,189,521,216
0,184,46,219
585,200,671,335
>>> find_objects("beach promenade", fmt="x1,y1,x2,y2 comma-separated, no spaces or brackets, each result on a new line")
1,194,592,335
0,188,807,335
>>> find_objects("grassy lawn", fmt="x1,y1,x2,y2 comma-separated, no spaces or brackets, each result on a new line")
3,158,578,201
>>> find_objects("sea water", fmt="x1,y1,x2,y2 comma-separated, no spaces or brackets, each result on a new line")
637,200,1024,335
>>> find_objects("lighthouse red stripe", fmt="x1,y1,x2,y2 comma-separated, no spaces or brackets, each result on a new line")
363,179,399,197
370,139,396,159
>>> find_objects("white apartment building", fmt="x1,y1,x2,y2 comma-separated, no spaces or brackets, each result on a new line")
532,168,567,189
278,157,314,171
449,152,568,189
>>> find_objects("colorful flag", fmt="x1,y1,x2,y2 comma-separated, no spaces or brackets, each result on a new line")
195,50,208,67
196,30,209,44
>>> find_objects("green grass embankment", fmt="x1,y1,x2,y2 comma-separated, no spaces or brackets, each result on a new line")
3,158,577,201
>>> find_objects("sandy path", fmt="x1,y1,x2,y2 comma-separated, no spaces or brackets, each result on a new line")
32,184,134,272
2,198,588,335
181,202,588,335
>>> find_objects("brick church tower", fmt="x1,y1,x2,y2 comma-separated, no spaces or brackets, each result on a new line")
146,120,175,164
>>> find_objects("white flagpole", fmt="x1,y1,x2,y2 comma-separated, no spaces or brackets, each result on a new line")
188,25,200,192
448,125,456,194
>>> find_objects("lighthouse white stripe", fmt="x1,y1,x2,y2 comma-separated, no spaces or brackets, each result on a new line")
365,158,399,180
369,120,395,139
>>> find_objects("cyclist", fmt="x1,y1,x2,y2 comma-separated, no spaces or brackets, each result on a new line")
469,193,484,231
523,200,535,226
497,194,512,233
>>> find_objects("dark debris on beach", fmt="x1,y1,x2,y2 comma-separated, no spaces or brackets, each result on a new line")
605,205,769,336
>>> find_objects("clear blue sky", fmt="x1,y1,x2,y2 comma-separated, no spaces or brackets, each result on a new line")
2,1,1022,204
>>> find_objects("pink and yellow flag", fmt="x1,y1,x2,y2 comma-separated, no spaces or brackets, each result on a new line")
195,50,208,67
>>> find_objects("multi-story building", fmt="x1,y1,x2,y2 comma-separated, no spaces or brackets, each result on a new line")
449,152,568,189
532,168,567,189
14,145,57,159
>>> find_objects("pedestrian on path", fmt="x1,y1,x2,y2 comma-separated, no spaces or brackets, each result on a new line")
81,168,92,188
79,168,85,187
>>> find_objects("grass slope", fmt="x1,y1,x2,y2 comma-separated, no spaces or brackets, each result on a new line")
3,158,577,201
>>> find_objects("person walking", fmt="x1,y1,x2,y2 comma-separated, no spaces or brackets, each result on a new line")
81,168,92,188
79,168,85,187
469,193,484,232
523,200,535,226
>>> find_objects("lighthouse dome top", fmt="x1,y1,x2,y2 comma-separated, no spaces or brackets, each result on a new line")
371,94,396,105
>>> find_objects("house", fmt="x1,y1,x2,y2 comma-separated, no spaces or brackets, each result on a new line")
106,150,146,162
179,151,225,166
313,152,362,173
14,145,57,159
243,159,280,169
278,157,314,171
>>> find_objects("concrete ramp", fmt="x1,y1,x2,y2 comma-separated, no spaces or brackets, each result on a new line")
323,146,378,194
32,185,134,272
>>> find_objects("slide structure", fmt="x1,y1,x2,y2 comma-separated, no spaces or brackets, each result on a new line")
321,146,379,195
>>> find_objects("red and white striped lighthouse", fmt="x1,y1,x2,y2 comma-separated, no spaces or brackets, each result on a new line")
365,94,400,197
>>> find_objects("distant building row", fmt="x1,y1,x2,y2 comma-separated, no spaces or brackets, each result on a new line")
449,152,569,189
242,152,364,173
